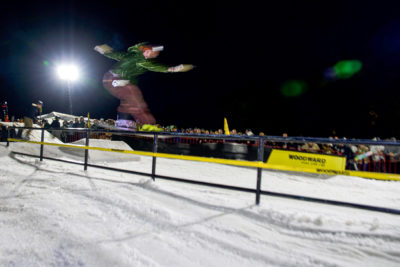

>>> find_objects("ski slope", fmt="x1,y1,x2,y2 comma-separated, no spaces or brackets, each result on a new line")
0,132,400,266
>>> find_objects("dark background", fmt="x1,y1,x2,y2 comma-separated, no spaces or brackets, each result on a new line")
1,0,400,138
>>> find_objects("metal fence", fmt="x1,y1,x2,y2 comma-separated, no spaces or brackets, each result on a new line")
38,128,400,174
5,126,400,215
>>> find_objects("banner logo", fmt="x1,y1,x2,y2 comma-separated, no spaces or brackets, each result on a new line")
267,149,346,171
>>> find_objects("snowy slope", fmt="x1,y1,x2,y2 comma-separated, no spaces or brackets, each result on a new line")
0,139,400,267
9,129,140,163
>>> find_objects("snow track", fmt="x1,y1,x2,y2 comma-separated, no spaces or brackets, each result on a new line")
1,142,400,266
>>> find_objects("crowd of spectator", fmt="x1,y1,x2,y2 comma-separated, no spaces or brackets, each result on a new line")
1,115,399,174
39,116,116,142
153,127,400,173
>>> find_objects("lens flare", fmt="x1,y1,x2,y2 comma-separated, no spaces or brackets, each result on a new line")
281,80,307,97
333,60,362,79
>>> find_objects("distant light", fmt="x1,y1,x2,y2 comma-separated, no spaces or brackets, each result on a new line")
281,80,307,97
333,60,362,79
57,64,79,81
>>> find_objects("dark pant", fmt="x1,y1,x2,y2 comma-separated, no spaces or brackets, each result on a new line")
102,71,156,124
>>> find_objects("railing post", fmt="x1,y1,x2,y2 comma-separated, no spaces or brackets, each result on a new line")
255,137,264,205
84,129,90,171
6,127,10,147
40,128,45,161
151,133,158,181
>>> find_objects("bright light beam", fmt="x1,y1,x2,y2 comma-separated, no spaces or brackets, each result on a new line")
56,63,79,115
57,64,79,81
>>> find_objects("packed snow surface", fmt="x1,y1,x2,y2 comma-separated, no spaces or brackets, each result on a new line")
1,132,400,266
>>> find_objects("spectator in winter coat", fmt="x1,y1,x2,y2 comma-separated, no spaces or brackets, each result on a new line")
342,144,357,170
72,118,80,128
384,137,400,159
50,117,61,129
320,137,337,155
90,119,101,130
0,125,7,142
245,129,254,136
50,117,61,139
72,117,85,128
301,142,320,153
370,138,386,172
61,121,70,142
72,117,86,139
77,117,86,128
354,144,371,171
279,133,299,151
42,120,51,129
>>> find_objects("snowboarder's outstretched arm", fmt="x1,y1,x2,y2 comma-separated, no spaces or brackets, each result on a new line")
167,64,194,72
94,44,126,61
137,61,169,73
137,61,194,73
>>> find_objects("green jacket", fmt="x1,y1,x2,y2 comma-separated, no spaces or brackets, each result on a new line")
104,43,169,84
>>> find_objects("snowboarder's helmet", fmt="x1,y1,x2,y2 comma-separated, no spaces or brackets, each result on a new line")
151,46,164,52
139,45,152,52
139,45,163,52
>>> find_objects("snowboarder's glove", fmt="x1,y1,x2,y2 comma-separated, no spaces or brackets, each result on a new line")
112,80,130,87
94,44,113,54
168,64,194,72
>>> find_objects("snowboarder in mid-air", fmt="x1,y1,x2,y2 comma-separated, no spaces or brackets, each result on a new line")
95,42,194,128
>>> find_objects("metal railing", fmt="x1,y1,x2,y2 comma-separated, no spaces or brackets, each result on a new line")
5,126,400,215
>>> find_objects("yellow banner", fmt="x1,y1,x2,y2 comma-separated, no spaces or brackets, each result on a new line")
267,149,346,172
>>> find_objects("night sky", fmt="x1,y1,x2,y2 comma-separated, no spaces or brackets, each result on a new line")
1,1,400,138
